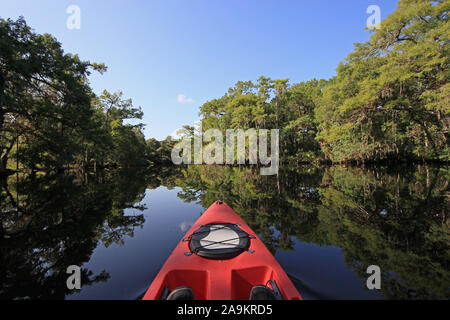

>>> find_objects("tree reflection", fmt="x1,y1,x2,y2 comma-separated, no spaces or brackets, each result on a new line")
176,164,449,299
1,164,447,299
0,168,148,299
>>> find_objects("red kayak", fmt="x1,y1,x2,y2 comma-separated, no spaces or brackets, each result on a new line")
142,201,302,300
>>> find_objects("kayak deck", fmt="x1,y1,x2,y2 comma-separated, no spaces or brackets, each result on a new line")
142,201,302,300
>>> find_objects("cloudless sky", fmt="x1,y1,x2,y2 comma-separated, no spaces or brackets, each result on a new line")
1,0,399,140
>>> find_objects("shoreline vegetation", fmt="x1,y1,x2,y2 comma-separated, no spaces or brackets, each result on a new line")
1,0,449,177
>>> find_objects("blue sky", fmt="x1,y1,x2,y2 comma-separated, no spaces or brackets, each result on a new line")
1,0,399,140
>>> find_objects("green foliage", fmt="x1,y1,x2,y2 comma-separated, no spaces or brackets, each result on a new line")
146,136,177,166
0,17,149,173
92,90,147,168
193,0,449,164
315,0,449,162
198,77,325,163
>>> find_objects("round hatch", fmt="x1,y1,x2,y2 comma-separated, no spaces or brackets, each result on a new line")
189,223,250,260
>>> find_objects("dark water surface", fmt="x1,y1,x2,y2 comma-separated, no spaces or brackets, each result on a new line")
1,165,448,300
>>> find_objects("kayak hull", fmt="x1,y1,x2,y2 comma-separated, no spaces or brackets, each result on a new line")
142,201,302,300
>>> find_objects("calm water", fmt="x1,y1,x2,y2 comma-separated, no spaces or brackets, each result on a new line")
1,165,449,300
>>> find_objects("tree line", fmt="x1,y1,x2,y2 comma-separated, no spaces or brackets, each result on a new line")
0,17,175,176
190,0,449,164
1,0,448,176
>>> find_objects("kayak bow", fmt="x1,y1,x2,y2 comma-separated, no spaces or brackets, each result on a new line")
142,201,302,300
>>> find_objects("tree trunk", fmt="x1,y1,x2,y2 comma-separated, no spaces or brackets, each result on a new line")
0,71,6,173
1,136,17,171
